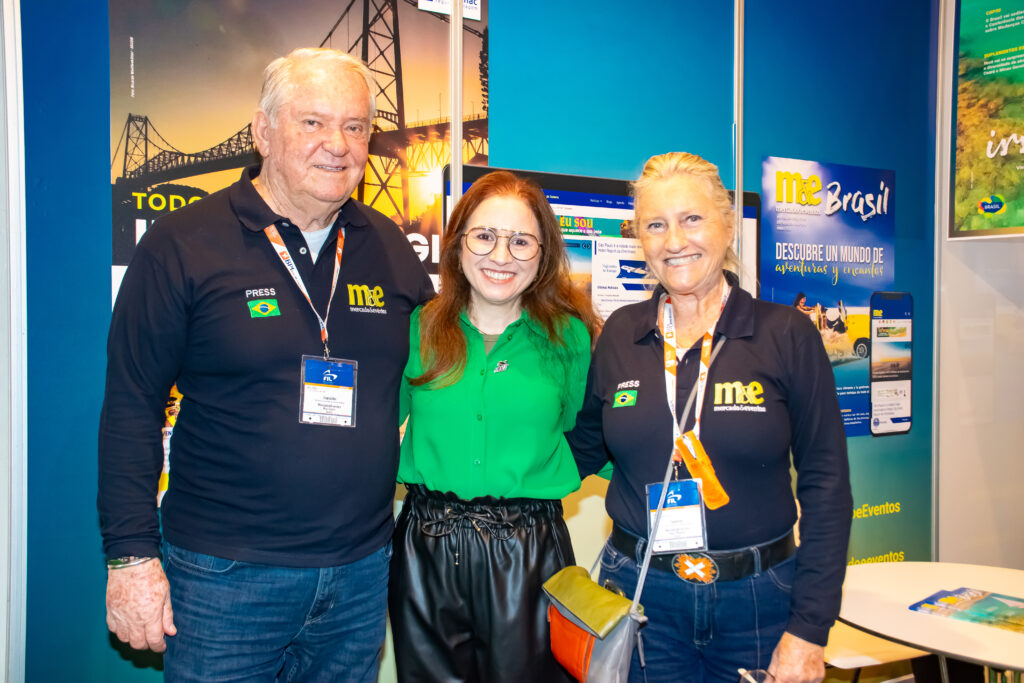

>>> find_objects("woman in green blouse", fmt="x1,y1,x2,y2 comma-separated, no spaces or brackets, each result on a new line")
390,170,600,682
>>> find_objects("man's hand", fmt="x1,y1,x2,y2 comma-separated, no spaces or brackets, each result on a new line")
767,631,825,683
106,559,176,652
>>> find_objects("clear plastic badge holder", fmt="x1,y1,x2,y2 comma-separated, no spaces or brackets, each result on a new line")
645,478,708,554
299,356,357,427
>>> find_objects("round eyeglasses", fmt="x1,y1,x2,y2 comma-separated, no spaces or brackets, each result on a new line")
462,226,542,261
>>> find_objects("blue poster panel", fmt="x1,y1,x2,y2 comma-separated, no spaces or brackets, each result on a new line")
760,156,895,436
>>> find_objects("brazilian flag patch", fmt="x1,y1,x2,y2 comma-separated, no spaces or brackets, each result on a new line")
248,299,280,318
613,390,637,407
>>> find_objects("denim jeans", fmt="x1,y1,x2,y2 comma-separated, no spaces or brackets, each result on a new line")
598,539,793,683
163,541,391,682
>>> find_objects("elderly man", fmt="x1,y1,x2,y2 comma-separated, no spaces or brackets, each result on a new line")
98,48,432,681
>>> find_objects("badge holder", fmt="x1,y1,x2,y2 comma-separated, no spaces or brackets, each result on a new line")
645,478,708,554
299,355,357,427
643,347,721,556
263,221,355,428
644,339,729,584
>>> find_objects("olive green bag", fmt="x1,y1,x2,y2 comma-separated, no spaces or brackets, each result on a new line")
542,565,646,682
543,365,716,682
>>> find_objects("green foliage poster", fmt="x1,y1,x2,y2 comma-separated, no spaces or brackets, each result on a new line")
953,0,1024,237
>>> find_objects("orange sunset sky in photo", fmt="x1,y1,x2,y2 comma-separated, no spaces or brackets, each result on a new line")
110,0,487,223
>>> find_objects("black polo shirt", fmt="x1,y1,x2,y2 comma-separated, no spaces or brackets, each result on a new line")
99,165,433,567
568,272,852,645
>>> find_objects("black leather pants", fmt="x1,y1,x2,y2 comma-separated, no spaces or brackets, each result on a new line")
389,485,575,683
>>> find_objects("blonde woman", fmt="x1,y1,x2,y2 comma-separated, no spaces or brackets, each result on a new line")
568,152,852,683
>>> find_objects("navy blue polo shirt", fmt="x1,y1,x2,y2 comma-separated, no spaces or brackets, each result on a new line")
99,165,433,567
568,272,852,645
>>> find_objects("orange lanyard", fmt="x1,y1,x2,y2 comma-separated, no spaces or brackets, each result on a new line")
264,223,344,358
658,285,732,509
659,285,730,442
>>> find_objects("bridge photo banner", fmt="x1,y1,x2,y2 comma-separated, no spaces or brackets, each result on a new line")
109,0,489,299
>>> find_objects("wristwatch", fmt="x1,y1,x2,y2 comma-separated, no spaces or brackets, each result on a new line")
106,555,155,570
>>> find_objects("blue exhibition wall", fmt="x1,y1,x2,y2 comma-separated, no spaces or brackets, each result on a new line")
491,0,939,566
490,2,736,182
741,1,939,564
21,0,149,681
23,1,936,680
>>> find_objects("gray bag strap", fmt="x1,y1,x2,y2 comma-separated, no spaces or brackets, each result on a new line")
629,339,726,615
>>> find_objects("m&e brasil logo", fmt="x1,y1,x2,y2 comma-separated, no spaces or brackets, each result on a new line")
775,167,890,221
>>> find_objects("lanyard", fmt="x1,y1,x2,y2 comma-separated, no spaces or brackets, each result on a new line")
264,222,344,358
659,284,731,445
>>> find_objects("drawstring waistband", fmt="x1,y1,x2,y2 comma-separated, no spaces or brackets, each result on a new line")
404,484,562,543
421,506,516,541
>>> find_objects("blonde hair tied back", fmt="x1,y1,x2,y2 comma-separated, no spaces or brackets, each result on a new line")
632,152,739,274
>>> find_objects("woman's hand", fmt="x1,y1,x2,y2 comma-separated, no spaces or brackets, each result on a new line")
767,631,825,683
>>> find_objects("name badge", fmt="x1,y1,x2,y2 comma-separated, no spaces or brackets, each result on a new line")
299,356,357,427
645,479,707,554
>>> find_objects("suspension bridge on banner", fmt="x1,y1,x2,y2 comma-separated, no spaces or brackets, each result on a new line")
111,0,489,225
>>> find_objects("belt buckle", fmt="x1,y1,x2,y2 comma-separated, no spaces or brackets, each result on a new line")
672,552,719,584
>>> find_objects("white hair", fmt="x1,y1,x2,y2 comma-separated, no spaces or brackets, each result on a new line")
259,47,376,125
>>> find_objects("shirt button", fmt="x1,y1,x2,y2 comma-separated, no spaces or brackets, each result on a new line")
474,459,481,465
281,221,290,227
299,247,308,254
476,414,482,421
480,369,485,376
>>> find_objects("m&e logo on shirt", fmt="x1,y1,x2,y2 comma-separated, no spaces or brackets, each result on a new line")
248,299,280,318
712,380,767,413
347,283,388,314
347,284,385,307
713,381,763,405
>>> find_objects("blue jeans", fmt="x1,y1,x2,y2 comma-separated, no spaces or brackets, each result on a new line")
163,541,391,682
598,539,793,683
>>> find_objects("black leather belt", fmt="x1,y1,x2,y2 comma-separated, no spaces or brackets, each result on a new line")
609,524,796,584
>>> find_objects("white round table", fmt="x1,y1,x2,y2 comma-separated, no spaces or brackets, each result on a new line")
839,562,1024,677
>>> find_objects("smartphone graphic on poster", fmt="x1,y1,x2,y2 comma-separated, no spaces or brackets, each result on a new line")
869,291,913,436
